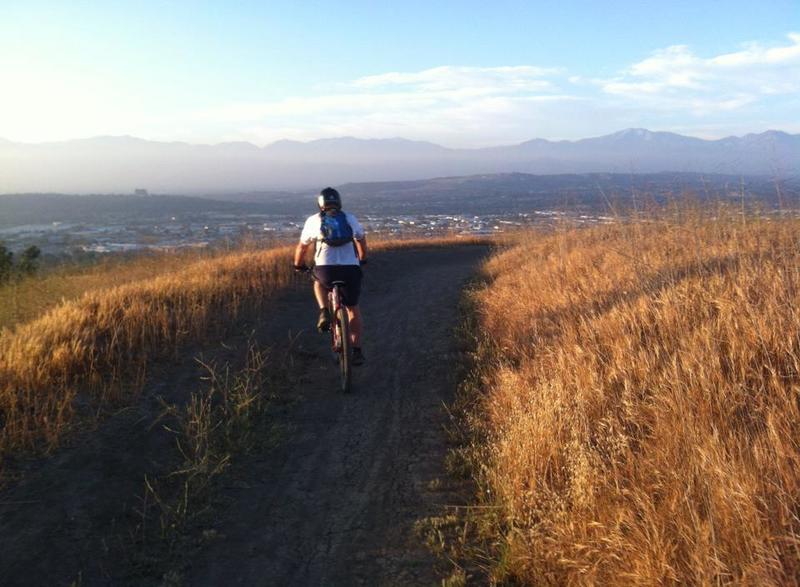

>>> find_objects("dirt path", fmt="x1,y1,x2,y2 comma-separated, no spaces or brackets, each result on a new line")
185,246,485,586
0,245,486,586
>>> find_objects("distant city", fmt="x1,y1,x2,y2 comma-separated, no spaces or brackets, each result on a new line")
0,209,608,258
0,171,794,261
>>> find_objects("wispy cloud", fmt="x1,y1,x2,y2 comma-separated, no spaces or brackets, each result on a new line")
193,35,800,146
196,65,579,146
4,34,798,146
599,32,800,114
351,65,562,93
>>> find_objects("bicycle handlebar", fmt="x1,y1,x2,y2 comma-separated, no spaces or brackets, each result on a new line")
294,260,367,275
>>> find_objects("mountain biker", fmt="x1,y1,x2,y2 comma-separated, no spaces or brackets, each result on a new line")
293,187,368,365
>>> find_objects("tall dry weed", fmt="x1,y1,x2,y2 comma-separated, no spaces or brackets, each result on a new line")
466,206,800,584
139,343,272,546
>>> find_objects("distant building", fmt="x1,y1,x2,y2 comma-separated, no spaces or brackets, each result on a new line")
133,188,149,197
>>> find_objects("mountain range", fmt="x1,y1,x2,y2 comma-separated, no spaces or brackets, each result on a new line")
0,129,797,194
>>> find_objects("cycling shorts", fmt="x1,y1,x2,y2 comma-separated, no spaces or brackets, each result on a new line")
313,265,363,307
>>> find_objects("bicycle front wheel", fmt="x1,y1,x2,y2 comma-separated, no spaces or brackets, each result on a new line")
337,307,352,393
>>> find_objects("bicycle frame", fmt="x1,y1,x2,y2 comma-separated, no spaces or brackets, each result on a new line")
306,268,352,392
328,283,343,352
327,281,352,392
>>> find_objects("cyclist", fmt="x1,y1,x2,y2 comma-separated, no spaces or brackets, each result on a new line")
293,187,368,365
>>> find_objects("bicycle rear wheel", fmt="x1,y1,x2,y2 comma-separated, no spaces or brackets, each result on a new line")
337,307,352,393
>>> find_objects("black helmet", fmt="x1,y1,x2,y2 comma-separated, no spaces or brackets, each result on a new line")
317,187,342,211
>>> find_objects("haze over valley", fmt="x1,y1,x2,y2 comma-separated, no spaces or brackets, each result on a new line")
1,128,797,194
1,171,795,259
2,127,795,258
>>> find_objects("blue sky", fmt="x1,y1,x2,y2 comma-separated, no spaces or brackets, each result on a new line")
1,0,798,145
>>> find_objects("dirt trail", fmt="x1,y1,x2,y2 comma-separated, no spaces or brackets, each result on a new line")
187,246,485,586
0,246,486,586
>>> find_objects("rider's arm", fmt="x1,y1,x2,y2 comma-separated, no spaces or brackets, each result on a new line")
295,215,317,268
347,213,367,263
354,236,368,262
294,242,310,268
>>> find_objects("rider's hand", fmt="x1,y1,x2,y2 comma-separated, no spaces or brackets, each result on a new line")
359,258,368,266
294,264,308,273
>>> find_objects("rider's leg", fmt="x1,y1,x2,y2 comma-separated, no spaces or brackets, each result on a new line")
313,280,327,309
313,281,331,332
346,305,362,347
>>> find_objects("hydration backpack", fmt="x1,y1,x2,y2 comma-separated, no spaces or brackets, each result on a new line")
319,210,354,247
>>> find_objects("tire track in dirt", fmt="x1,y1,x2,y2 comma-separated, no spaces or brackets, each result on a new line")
186,246,486,586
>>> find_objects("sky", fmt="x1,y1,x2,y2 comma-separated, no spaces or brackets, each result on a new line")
1,0,799,147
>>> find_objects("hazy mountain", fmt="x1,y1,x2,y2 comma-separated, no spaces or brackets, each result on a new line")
263,137,448,158
0,130,797,193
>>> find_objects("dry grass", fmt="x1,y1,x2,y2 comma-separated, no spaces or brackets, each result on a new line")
464,206,800,585
0,246,293,465
0,233,493,473
0,248,237,331
138,342,274,552
0,234,494,332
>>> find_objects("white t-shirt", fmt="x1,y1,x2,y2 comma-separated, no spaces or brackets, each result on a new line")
300,211,365,266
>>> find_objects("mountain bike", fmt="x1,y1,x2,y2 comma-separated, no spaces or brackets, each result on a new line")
302,268,352,393
326,278,352,393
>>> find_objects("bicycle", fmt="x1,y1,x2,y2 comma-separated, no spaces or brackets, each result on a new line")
300,267,352,393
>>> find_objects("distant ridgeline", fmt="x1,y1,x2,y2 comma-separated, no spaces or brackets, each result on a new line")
0,172,795,228
0,130,798,193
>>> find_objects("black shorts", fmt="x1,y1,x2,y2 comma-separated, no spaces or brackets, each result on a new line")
313,265,363,307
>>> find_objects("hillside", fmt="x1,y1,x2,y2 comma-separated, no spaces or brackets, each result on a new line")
2,211,800,584
0,245,294,456
0,240,489,584
457,210,800,584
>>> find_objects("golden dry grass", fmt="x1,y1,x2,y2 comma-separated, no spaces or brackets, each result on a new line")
465,207,800,585
0,247,270,331
0,235,495,332
0,246,293,465
0,233,493,473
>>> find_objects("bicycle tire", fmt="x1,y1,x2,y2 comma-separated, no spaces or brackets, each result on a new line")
337,306,352,393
